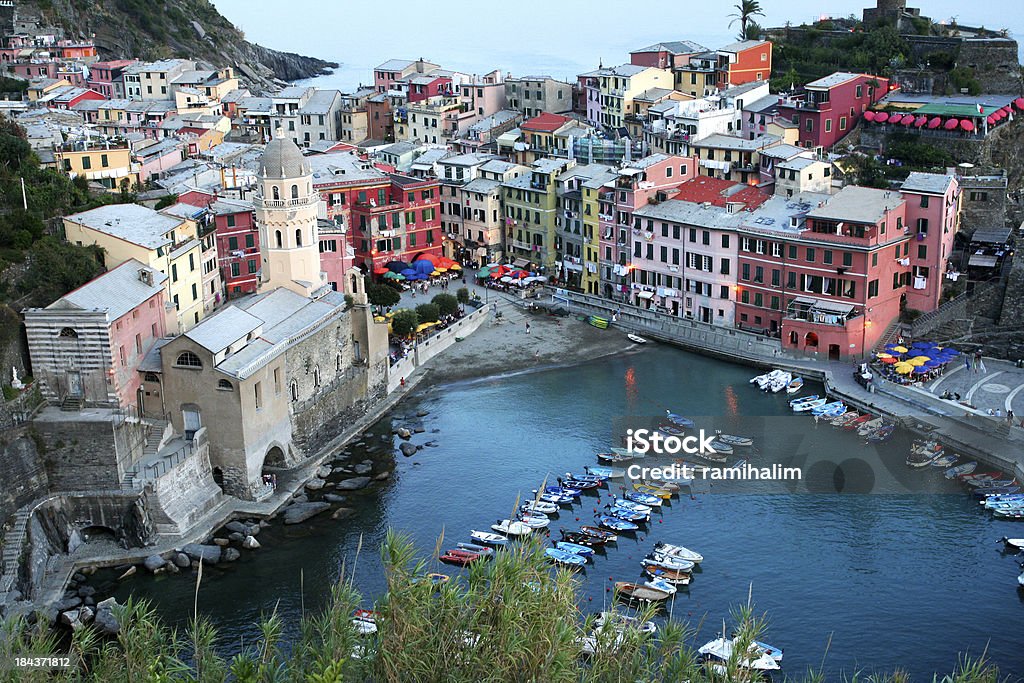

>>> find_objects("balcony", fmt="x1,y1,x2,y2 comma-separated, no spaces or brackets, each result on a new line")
253,194,319,209
785,297,861,327
353,199,402,213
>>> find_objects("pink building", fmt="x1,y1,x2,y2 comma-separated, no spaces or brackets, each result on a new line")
178,191,260,299
88,59,137,99
776,72,889,149
13,61,56,79
133,137,186,182
406,73,452,103
899,172,960,312
24,260,169,410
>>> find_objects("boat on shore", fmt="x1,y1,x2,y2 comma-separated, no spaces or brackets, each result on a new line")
627,333,648,344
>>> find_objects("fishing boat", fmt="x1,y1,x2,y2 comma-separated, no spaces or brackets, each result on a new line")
555,541,595,558
604,505,649,522
793,398,827,413
586,465,625,478
588,315,609,329
612,498,652,514
945,461,977,478
517,513,551,529
633,483,673,499
610,447,643,458
642,563,692,585
440,548,487,566
642,555,695,572
842,414,873,430
699,638,781,672
992,508,1024,519
652,541,704,563
580,525,618,543
665,411,695,428
627,333,648,344
642,477,687,491
750,369,787,389
352,609,378,635
596,452,635,464
829,411,860,427
789,394,818,405
565,472,608,485
715,432,754,448
865,424,896,442
907,448,943,468
614,581,672,603
521,500,559,515
545,547,588,567
456,542,494,557
974,486,1021,499
594,611,658,635
492,519,532,536
470,529,508,546
625,489,661,506
856,417,884,436
966,478,1016,489
658,425,685,437
786,376,804,394
931,453,958,468
560,477,601,490
707,439,734,455
545,483,582,497
984,500,1024,512
643,577,678,596
596,515,639,532
561,530,607,547
811,401,845,417
534,491,574,505
1000,537,1024,551
766,373,792,393
982,494,1024,506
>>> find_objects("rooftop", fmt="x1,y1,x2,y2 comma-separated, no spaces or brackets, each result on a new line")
185,306,262,353
462,177,502,194
900,172,955,195
718,39,770,54
521,112,571,133
633,87,675,102
777,156,822,171
65,203,184,249
805,72,864,90
741,192,833,235
45,259,166,321
298,89,341,115
669,176,770,209
631,40,707,55
308,151,389,185
380,140,423,157
808,186,904,225
376,59,415,72
693,133,781,151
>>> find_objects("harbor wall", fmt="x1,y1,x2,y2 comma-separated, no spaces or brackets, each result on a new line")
386,305,490,393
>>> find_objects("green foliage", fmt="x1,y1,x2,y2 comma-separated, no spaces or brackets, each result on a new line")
391,309,418,337
728,0,764,42
456,287,470,305
885,135,953,168
431,293,459,317
17,237,105,307
772,24,909,86
0,76,27,94
414,303,440,324
367,282,401,310
948,67,981,96
153,193,179,210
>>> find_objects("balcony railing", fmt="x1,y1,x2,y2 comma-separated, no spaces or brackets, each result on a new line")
253,195,319,209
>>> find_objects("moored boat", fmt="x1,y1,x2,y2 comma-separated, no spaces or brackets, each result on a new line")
793,398,827,413
456,542,494,557
642,554,694,572
652,541,704,563
665,411,695,428
516,513,551,529
789,393,819,405
698,637,780,672
612,497,652,514
786,377,804,394
521,500,559,515
492,519,532,536
561,530,607,547
614,581,672,603
580,525,618,542
586,465,625,478
624,490,662,506
594,611,658,635
352,609,378,635
715,433,754,448
643,577,678,595
642,563,692,585
627,333,648,344
596,515,639,532
555,541,595,557
604,504,649,522
470,529,508,546
633,483,673,499
440,548,487,566
945,461,977,478
999,538,1024,551
545,547,587,567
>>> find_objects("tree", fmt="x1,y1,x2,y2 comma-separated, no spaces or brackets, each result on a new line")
18,237,105,307
415,303,440,323
431,293,459,317
368,283,401,311
391,309,418,337
456,287,470,305
743,19,764,40
728,0,764,42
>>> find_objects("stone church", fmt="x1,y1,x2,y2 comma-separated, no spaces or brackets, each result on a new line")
149,130,389,499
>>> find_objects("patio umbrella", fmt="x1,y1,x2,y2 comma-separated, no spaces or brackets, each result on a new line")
944,118,960,130
415,253,439,264
863,111,877,122
892,345,909,354
880,356,898,365
1015,97,1024,110
941,348,960,357
876,352,893,359
961,120,975,132
407,273,426,281
476,269,492,279
874,111,890,123
431,270,441,277
413,259,434,274
913,366,930,375
383,271,404,280
510,269,530,278
928,117,942,129
894,363,914,375
914,115,928,127
372,266,389,275
386,261,410,272
449,263,462,271
924,360,944,368
900,114,914,126
907,356,929,366
434,267,448,273
401,268,418,277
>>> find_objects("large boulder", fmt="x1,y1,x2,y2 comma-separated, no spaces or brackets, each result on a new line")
373,470,392,481
242,535,261,550
143,555,166,573
399,442,417,457
395,427,411,440
282,502,330,524
223,548,241,562
335,477,371,491
323,493,347,504
225,521,249,534
316,465,332,478
181,543,222,565
94,598,121,636
305,478,326,491
56,596,82,612
173,553,191,569
354,463,372,475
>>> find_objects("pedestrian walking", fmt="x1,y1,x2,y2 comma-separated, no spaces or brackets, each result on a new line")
1008,409,1015,424
526,322,531,335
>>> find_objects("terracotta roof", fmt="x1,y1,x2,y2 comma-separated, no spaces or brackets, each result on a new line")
670,176,769,210
520,112,570,133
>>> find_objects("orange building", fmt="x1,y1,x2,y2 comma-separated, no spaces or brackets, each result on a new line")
716,40,772,88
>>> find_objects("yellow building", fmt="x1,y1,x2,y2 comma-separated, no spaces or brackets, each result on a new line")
583,64,673,129
52,145,140,192
27,78,71,101
501,157,574,271
63,204,206,332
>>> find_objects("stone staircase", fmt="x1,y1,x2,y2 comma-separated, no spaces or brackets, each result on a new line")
873,318,904,353
121,419,170,491
60,396,82,412
0,507,33,601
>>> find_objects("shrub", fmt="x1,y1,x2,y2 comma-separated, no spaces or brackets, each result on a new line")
431,293,459,317
391,309,418,337
415,303,440,323
456,287,470,305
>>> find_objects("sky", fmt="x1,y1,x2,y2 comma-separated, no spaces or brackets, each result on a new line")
211,0,1022,91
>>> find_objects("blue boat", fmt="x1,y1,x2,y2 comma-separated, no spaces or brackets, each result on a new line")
754,640,784,663
532,489,574,505
554,541,595,558
545,547,587,567
544,484,581,497
973,486,1021,498
659,425,685,437
866,424,896,442
789,394,819,405
624,491,660,506
604,505,648,522
586,465,625,479
596,515,639,532
665,411,695,428
566,472,607,484
811,401,845,417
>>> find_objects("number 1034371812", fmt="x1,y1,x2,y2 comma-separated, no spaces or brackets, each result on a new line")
4,655,74,670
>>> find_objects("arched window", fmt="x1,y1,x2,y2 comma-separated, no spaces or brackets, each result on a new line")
272,186,280,200
290,380,299,402
217,379,233,391
291,184,299,199
144,372,160,382
58,327,78,338
175,351,203,368
274,230,282,248
295,228,302,247
313,365,321,388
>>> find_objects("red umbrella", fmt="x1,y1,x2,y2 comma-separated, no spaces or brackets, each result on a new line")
914,115,928,127
900,114,914,126
863,110,876,122
987,114,997,125
928,117,942,129
874,112,889,123
1001,105,1013,115
415,253,439,264
943,118,959,130
1015,97,1024,110
373,266,389,275
960,119,975,132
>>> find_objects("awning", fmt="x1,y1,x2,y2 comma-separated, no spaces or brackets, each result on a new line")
968,254,998,268
791,296,816,306
812,300,855,315
636,290,655,299
512,258,532,269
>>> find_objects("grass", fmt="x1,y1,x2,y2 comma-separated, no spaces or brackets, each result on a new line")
0,531,1005,682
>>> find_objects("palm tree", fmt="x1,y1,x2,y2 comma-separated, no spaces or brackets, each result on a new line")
729,0,765,42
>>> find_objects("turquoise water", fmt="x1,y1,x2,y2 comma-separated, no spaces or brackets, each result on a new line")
112,345,1024,679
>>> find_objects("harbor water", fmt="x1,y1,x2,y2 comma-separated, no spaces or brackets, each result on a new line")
111,344,1024,679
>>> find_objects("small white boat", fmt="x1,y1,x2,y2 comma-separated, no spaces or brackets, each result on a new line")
786,377,804,394
642,555,695,572
517,513,550,529
651,541,703,564
750,369,787,388
792,398,827,413
492,519,531,536
766,372,792,393
699,637,780,672
643,577,678,595
594,611,658,635
352,609,378,635
521,500,559,515
715,432,753,448
470,529,508,546
627,333,648,344
1019,572,1024,588
1000,537,1024,551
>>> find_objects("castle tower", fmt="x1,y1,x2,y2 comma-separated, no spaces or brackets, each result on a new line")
254,128,326,298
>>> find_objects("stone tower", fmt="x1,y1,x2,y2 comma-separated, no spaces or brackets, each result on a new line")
254,128,327,298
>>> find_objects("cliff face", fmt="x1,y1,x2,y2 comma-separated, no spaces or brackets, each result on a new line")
18,0,335,91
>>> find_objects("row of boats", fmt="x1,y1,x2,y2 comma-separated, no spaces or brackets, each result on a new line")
785,393,898,442
750,369,804,394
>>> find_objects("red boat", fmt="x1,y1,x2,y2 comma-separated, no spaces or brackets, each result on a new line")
842,414,872,430
439,549,486,566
